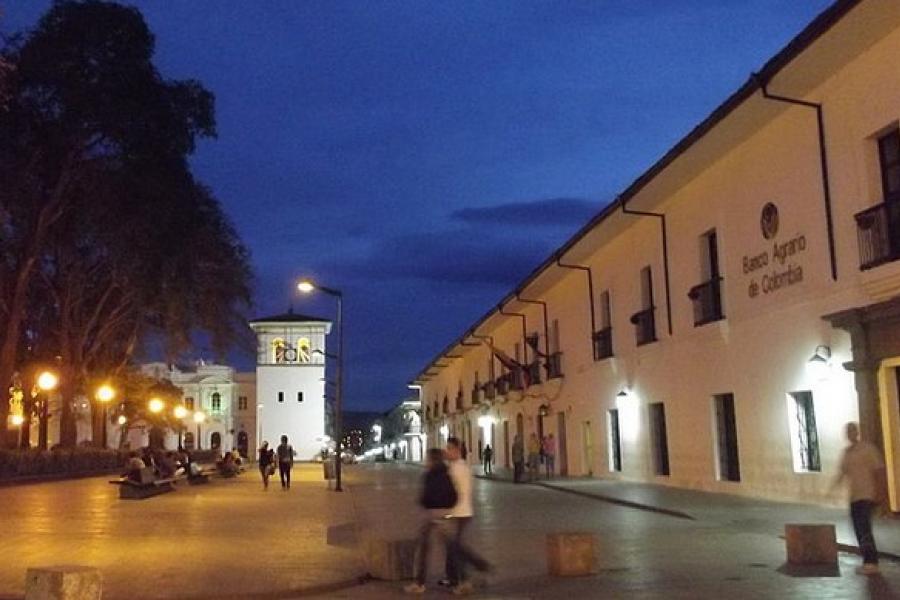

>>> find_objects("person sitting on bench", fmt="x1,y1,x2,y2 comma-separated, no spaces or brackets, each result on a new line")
125,452,146,483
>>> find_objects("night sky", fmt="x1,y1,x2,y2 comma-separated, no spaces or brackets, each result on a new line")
1,1,832,411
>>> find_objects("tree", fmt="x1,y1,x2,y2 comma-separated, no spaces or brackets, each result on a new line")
0,1,249,446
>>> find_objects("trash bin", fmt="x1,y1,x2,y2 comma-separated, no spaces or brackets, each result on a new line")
323,459,336,480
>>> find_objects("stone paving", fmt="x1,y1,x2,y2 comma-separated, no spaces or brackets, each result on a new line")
0,464,364,600
323,463,900,599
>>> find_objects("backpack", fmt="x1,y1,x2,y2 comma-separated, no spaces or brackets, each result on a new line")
422,466,458,509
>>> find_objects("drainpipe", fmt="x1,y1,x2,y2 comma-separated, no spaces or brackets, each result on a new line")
620,199,674,336
468,334,497,382
556,258,597,355
516,293,550,362
754,73,837,281
498,304,529,365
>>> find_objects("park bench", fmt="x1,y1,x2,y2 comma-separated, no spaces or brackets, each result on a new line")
109,467,176,499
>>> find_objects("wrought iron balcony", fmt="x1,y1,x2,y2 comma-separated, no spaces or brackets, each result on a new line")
496,377,510,396
526,362,542,387
483,381,496,400
455,392,463,411
509,368,525,391
688,276,724,326
856,195,900,270
630,306,657,346
547,352,564,379
470,386,481,405
592,328,613,360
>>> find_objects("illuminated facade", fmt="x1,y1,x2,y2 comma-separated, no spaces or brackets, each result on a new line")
416,1,900,507
249,311,331,461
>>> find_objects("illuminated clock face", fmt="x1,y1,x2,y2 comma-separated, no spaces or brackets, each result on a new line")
760,202,779,240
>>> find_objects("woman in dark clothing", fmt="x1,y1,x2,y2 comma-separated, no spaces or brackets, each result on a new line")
258,441,275,490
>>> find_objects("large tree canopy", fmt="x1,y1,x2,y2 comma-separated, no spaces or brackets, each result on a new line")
0,0,253,446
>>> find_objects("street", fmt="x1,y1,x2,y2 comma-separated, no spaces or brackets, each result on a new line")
0,463,898,598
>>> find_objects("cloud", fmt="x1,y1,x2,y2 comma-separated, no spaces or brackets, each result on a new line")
451,197,599,227
334,230,552,287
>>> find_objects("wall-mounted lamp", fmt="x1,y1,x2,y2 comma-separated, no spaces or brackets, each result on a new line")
807,345,832,381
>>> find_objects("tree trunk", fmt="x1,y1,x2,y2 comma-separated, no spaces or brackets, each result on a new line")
58,364,78,447
0,261,36,448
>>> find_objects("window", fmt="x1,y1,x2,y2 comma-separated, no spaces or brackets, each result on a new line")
630,266,656,345
278,391,284,403
238,396,248,411
593,290,613,360
298,337,311,363
649,403,670,476
788,391,821,472
185,397,194,410
713,394,741,482
297,391,304,403
183,432,194,450
690,229,724,326
273,338,287,363
879,128,900,199
211,392,221,412
608,409,622,472
548,319,563,378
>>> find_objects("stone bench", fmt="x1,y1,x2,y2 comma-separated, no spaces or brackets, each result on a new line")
26,566,101,600
364,538,417,581
188,473,210,485
784,524,837,566
547,532,595,576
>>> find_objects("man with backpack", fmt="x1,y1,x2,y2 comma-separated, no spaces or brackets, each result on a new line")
405,448,457,594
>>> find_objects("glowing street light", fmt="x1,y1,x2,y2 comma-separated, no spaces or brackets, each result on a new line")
10,414,24,427
36,371,58,392
174,405,188,419
117,415,128,426
148,398,165,413
297,277,345,492
95,384,116,449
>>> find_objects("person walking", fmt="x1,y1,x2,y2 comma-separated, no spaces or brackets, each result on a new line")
482,444,493,476
832,421,885,575
404,448,457,595
543,434,556,479
445,436,492,595
258,441,275,490
527,433,541,482
276,435,295,490
512,435,525,483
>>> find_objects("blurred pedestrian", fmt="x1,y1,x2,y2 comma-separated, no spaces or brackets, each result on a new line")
512,435,525,483
543,434,556,479
482,444,493,476
832,422,885,575
404,448,457,595
276,435,295,490
445,436,492,595
258,441,275,490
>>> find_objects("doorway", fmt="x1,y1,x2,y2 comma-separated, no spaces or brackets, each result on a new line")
237,431,249,458
210,431,222,451
878,363,900,511
557,412,568,476
582,420,594,477
503,421,510,468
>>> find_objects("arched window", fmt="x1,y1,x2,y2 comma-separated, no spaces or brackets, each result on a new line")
237,431,249,457
298,337,311,363
210,432,222,450
211,392,221,412
183,432,195,450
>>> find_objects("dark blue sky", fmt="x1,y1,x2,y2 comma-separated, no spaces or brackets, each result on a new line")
1,1,832,411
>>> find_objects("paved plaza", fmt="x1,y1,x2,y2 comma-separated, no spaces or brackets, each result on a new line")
1,464,900,598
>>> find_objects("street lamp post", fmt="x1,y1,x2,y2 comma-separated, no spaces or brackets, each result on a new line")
36,371,59,451
96,384,115,449
298,279,344,492
174,405,188,448
194,411,205,450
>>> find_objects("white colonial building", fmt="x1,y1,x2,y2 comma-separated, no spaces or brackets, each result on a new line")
416,1,900,508
249,311,331,461
139,362,257,455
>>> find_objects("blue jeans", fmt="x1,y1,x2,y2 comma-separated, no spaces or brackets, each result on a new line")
851,500,878,564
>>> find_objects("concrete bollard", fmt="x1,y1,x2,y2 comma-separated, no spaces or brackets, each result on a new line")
364,538,417,581
546,532,595,576
25,566,101,600
784,524,838,565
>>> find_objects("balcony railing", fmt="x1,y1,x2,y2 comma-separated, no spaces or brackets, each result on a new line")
483,381,496,400
496,377,510,396
856,196,900,270
630,306,657,346
592,328,613,360
526,362,542,387
509,368,525,391
547,352,564,379
688,277,724,326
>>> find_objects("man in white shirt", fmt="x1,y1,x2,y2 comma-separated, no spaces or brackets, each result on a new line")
833,422,884,575
445,437,492,595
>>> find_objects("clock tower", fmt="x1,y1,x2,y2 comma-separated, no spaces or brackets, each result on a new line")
249,310,331,460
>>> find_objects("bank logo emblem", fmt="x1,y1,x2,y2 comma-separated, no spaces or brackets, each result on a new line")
760,202,779,240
